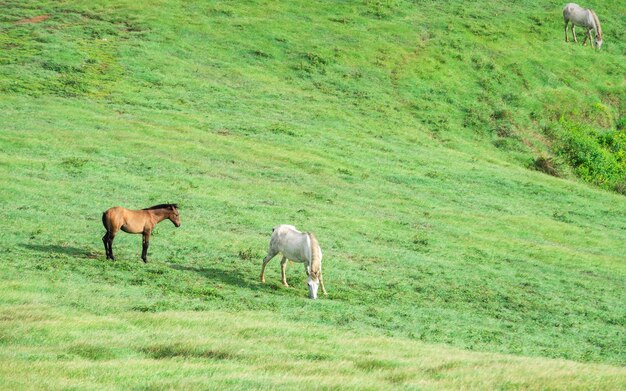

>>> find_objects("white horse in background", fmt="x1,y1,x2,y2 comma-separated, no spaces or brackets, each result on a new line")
261,224,327,299
563,3,603,49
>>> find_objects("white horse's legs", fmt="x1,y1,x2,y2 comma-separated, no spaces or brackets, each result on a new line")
564,21,569,42
260,249,278,283
572,25,578,43
582,28,592,46
280,256,289,287
319,270,327,295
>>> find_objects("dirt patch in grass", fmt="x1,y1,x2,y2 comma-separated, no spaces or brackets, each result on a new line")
15,15,51,25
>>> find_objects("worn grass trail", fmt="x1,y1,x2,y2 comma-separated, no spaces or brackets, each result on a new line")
0,0,625,389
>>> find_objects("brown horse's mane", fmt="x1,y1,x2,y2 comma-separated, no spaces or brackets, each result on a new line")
143,203,178,210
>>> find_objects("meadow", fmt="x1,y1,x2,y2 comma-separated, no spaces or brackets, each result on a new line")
0,0,625,389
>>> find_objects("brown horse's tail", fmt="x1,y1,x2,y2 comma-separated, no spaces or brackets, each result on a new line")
102,211,109,232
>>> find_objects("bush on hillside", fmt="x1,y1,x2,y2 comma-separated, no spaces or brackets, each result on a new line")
545,120,626,195
531,156,561,177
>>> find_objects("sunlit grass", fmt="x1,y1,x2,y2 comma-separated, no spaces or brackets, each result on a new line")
1,281,624,390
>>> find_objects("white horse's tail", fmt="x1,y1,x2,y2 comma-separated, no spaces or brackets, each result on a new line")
308,233,321,280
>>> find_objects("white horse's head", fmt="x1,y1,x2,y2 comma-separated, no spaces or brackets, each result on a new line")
307,275,319,299
594,37,603,49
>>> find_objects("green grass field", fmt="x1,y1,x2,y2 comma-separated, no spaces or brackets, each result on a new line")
1,0,625,389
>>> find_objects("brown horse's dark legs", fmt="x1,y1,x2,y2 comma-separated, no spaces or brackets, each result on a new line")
103,232,115,260
108,232,116,260
141,231,151,263
102,233,110,259
141,241,149,263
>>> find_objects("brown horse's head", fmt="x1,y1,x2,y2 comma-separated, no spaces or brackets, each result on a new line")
168,204,181,227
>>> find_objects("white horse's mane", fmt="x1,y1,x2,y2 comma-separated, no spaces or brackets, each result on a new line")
308,233,321,278
590,10,602,40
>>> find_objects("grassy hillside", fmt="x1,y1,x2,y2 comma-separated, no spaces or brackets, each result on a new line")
1,0,625,388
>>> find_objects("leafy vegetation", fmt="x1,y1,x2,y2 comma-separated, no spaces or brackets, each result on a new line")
544,120,626,193
0,0,624,389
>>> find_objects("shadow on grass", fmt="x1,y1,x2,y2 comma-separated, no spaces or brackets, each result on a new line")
169,263,302,297
21,243,100,259
170,264,261,291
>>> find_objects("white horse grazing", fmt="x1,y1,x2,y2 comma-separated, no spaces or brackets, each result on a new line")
260,224,327,299
563,3,603,49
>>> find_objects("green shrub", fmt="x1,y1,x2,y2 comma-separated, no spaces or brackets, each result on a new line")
531,156,561,177
547,121,626,194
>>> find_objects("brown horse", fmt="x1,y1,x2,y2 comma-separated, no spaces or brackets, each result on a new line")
102,204,180,263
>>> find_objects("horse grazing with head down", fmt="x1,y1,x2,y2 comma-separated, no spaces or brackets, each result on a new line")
261,224,327,299
102,204,180,263
563,3,603,49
